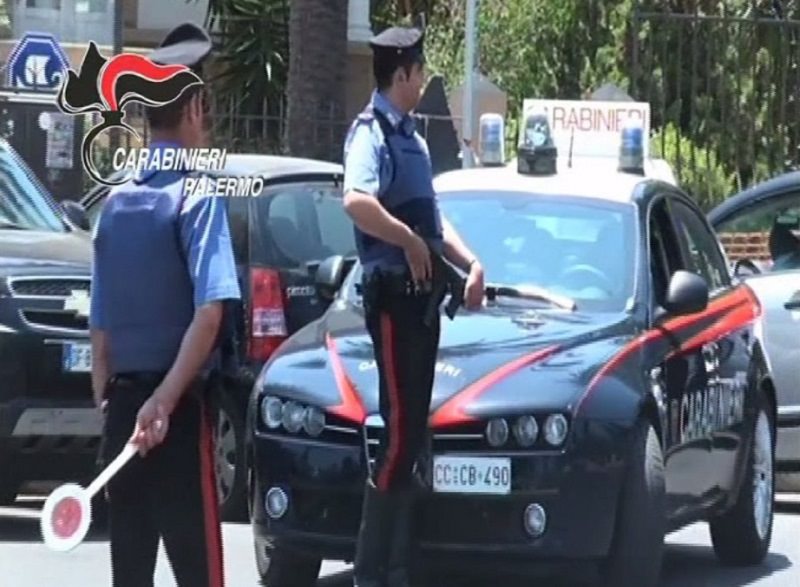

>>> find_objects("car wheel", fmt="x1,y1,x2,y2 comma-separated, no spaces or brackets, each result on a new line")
776,472,800,493
254,539,321,587
597,420,665,587
709,380,775,566
215,391,248,522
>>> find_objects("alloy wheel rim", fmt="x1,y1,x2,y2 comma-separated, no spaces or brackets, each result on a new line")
215,407,237,504
752,410,773,540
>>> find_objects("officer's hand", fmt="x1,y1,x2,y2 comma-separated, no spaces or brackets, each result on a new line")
464,261,485,310
403,233,432,283
131,397,169,456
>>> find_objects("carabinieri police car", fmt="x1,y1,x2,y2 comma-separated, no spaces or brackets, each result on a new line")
246,114,776,587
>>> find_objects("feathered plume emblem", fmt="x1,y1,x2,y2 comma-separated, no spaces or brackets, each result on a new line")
56,42,203,186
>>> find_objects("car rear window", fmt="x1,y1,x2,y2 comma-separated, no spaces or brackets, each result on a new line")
251,181,357,269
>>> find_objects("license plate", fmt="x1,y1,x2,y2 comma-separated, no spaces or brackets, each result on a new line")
62,342,92,372
432,456,511,495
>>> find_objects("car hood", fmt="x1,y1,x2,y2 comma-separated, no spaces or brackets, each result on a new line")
262,300,637,426
0,229,91,276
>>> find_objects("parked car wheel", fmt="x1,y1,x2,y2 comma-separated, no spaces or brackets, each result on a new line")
597,420,666,587
709,377,775,566
215,390,248,522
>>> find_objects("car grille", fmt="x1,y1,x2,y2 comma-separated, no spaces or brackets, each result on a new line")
8,278,90,297
359,416,487,480
21,310,88,331
8,276,91,334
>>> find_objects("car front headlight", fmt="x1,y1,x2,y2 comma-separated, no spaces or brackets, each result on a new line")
303,406,326,437
261,395,284,429
544,414,569,446
260,395,328,437
485,418,509,447
281,401,306,433
513,415,539,447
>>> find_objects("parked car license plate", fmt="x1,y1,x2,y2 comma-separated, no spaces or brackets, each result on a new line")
63,342,92,372
432,456,511,495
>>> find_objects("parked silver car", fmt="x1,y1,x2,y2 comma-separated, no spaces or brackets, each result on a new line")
709,171,800,491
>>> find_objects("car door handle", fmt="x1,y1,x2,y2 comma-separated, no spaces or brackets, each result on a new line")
785,291,800,310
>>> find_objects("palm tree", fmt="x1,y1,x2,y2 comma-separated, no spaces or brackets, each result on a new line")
284,0,349,161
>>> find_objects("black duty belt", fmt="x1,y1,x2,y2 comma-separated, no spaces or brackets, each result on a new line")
361,272,433,298
110,371,169,389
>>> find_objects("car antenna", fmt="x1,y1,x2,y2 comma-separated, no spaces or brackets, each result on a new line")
567,128,575,169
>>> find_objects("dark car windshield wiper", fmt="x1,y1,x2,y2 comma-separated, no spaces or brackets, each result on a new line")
485,282,577,311
0,220,28,230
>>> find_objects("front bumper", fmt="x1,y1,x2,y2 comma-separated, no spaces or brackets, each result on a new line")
251,423,627,569
0,328,99,482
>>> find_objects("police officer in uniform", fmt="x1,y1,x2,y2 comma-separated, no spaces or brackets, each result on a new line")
89,23,240,587
342,25,485,587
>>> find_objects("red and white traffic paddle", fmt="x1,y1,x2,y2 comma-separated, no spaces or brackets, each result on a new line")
40,435,144,551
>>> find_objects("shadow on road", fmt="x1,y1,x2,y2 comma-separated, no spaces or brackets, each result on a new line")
661,545,791,587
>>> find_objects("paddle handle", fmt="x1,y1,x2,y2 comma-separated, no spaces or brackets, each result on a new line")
86,442,137,498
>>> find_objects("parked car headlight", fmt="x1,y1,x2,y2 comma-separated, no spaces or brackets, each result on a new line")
281,401,306,433
544,414,569,446
513,415,539,447
303,406,326,437
485,418,509,447
261,395,284,429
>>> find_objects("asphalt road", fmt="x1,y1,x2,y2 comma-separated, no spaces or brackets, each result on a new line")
1,495,798,587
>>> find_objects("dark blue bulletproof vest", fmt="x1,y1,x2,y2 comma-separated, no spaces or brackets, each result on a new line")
93,170,196,373
348,105,443,275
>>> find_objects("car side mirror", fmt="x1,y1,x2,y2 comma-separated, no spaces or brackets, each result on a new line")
315,255,346,300
662,270,709,317
61,200,90,231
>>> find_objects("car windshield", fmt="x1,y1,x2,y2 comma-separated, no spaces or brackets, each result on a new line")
0,142,65,232
343,190,638,313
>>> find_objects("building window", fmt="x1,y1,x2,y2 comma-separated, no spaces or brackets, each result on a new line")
26,0,62,9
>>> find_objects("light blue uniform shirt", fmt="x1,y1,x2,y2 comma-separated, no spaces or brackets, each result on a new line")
89,141,241,373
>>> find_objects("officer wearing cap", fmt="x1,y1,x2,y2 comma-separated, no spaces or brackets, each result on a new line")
90,22,239,587
342,25,485,587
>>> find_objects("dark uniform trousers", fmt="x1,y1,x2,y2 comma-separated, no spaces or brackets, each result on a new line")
99,373,224,587
355,274,441,587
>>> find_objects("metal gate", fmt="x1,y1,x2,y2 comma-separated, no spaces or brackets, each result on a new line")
629,2,800,209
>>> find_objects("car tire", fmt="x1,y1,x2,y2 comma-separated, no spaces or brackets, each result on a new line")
215,390,248,522
709,379,775,566
254,540,321,587
597,420,666,587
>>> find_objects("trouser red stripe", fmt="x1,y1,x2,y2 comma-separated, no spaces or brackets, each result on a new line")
377,312,403,491
199,402,225,587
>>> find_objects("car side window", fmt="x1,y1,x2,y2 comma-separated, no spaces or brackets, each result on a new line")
715,192,800,274
671,200,730,292
648,198,683,308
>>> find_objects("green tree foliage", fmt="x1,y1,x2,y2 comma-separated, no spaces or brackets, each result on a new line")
371,0,800,206
196,0,289,152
